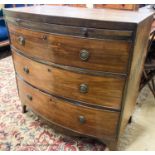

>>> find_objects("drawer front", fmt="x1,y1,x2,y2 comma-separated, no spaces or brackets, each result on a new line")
7,17,133,40
17,77,120,139
9,23,132,74
13,51,125,110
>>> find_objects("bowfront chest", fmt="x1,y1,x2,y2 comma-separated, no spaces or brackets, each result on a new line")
4,6,154,150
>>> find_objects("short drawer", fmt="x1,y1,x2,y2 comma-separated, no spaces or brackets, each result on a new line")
9,23,132,74
17,77,120,139
13,51,125,110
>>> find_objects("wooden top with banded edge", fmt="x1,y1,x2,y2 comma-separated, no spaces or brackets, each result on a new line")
3,6,154,30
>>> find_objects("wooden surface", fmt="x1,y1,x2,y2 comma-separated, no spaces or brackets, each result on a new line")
9,24,132,74
7,20,133,40
118,15,154,135
3,5,152,24
4,5,154,150
13,50,125,110
93,4,139,11
48,4,139,11
3,6,154,32
17,77,120,140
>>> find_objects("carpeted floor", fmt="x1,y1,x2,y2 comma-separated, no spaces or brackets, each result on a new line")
0,56,155,151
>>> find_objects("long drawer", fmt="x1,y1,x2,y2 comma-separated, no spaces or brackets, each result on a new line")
6,16,134,40
13,50,125,110
9,23,132,74
17,77,120,139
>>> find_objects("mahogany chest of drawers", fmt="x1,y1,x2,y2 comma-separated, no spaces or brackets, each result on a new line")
4,6,154,150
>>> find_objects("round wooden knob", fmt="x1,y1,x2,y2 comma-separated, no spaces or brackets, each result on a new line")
80,49,90,61
79,115,86,124
79,84,88,93
18,36,25,45
23,66,29,74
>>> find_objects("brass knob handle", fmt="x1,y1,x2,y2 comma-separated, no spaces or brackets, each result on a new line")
79,115,86,124
23,66,29,74
26,94,33,101
80,49,90,61
82,28,88,37
79,84,88,93
18,36,25,45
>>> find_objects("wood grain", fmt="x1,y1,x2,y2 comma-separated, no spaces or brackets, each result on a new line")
13,50,125,110
118,15,154,136
6,18,133,40
93,4,139,11
4,5,153,29
17,77,120,140
4,5,154,150
9,24,132,74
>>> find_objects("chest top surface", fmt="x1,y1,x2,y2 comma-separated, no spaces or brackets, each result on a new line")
4,6,154,30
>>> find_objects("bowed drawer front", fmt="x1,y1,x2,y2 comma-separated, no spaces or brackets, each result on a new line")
17,77,120,140
4,5,153,150
9,23,132,74
13,51,125,110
